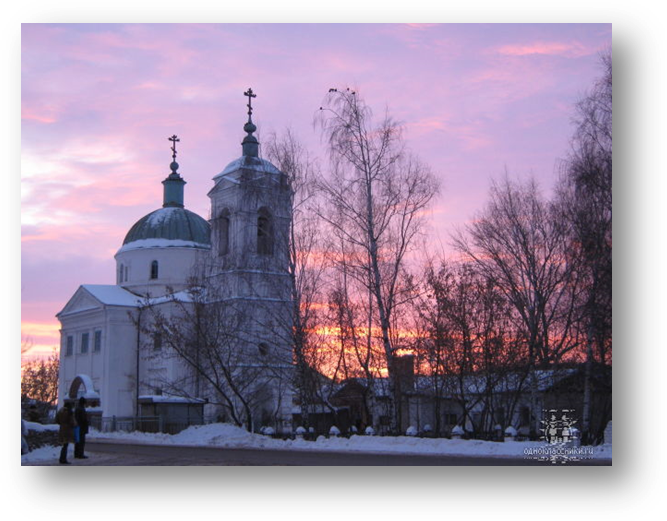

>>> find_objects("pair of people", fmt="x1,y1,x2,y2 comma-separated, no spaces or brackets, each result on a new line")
55,397,89,464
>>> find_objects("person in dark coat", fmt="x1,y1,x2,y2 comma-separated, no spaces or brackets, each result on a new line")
55,402,77,464
74,397,89,459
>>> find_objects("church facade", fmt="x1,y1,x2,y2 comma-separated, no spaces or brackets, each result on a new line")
57,91,295,433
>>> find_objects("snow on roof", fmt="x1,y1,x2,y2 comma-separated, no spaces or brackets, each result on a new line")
412,368,578,396
213,155,281,181
117,238,211,254
138,395,206,404
82,285,144,307
79,285,196,309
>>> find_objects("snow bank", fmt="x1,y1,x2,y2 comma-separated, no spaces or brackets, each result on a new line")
86,423,612,461
21,445,61,463
24,421,58,433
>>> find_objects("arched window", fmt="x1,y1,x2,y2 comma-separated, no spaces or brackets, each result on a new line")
150,260,159,279
257,208,273,255
124,266,129,282
118,264,124,283
258,343,269,357
217,209,230,256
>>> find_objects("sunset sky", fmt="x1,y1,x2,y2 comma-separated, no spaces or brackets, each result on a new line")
21,23,612,359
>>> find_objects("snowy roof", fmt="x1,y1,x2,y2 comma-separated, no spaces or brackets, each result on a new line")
412,369,578,396
117,237,211,254
121,206,211,250
213,155,281,181
138,395,206,404
82,285,144,307
58,285,199,319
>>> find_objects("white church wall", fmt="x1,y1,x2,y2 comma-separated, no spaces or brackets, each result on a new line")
58,307,107,406
102,308,142,417
115,246,209,298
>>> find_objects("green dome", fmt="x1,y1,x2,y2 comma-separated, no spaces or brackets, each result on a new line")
121,207,211,250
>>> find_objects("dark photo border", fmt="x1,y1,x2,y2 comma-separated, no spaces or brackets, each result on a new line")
6,7,662,516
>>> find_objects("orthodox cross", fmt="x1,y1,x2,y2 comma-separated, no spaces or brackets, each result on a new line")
168,134,180,161
244,88,257,118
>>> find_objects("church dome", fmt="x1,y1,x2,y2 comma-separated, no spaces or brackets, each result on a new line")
119,206,211,253
118,135,211,254
214,155,282,181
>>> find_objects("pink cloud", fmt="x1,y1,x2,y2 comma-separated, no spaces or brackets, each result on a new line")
404,23,440,30
495,41,595,58
21,108,57,124
407,117,493,152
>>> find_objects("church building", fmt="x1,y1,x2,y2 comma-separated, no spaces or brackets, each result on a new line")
57,90,295,434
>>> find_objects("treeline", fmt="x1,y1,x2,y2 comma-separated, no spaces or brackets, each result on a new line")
284,54,611,441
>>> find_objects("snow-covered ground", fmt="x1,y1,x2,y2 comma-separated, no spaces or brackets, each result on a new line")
22,422,612,464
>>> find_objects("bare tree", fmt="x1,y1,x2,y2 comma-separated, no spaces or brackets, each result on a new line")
558,51,612,443
21,336,33,357
315,88,440,433
263,129,330,429
139,274,283,432
21,348,60,416
453,176,583,437
415,260,528,437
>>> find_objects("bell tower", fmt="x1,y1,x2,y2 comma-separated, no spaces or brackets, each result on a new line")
207,88,294,432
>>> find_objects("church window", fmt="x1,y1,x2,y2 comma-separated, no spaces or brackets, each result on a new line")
154,332,163,351
81,332,89,354
66,336,73,356
94,330,102,352
257,208,273,255
119,264,124,283
150,260,159,279
217,209,230,256
124,266,129,282
258,343,269,357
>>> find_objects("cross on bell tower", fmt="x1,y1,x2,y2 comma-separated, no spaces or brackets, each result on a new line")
242,87,259,157
244,88,257,119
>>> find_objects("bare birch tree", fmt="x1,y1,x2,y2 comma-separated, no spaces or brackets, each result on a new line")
315,88,439,432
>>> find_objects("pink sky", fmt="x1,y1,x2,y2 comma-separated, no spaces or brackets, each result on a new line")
21,23,611,359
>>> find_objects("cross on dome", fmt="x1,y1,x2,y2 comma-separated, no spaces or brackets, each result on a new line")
244,88,257,119
168,134,180,161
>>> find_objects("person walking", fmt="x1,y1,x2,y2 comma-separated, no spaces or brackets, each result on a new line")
74,397,89,459
55,402,77,464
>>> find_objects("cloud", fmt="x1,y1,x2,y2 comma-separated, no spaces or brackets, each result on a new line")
407,116,493,152
494,41,595,58
404,23,440,30
21,108,57,124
